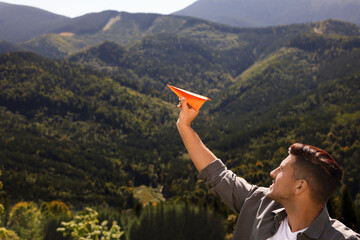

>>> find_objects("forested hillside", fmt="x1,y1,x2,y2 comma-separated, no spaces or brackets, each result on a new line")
0,52,183,206
14,12,326,59
0,15,359,239
67,20,360,96
0,51,227,239
68,36,234,97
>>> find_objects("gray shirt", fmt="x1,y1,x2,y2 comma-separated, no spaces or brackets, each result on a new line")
198,159,360,240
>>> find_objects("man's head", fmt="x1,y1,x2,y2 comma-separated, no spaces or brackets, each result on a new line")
289,143,342,204
267,143,342,206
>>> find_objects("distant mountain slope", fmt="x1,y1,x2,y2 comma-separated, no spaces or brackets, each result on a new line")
15,12,312,59
67,20,360,98
68,35,236,97
174,0,360,27
20,33,87,59
10,12,241,58
211,23,360,129
0,2,69,42
5,7,358,63
0,40,24,54
13,11,328,59
52,10,126,35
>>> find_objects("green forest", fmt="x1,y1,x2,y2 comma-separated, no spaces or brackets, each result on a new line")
0,17,360,239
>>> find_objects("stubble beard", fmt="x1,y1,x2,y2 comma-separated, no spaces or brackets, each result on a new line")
267,184,286,204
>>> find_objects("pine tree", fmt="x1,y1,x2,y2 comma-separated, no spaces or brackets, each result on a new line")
340,185,359,231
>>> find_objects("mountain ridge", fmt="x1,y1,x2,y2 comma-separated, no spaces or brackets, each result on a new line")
0,1,69,42
174,0,360,27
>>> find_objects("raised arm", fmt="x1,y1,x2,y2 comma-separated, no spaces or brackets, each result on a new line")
176,97,217,172
177,97,256,214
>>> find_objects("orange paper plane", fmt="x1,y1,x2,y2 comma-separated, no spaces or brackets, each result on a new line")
167,85,211,111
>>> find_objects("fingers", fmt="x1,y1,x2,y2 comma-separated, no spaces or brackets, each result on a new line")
178,97,194,110
179,97,186,108
177,97,185,108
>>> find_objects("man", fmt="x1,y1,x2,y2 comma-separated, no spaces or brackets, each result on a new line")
176,97,360,240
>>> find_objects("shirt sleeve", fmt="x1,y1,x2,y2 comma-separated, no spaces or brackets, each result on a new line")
198,159,257,214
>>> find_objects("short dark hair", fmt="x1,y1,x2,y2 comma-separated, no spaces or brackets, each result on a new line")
289,143,343,204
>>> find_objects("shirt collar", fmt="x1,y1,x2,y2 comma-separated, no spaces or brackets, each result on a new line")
302,207,330,239
272,207,330,239
272,208,287,229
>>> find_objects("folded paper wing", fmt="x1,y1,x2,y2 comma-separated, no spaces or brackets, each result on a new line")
167,85,211,111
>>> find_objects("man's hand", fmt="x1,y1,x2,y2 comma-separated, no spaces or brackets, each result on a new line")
176,97,199,128
175,97,216,172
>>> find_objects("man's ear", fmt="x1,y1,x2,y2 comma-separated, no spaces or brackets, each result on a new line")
295,179,308,195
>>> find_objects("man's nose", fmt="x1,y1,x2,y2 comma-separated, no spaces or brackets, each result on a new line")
270,168,278,178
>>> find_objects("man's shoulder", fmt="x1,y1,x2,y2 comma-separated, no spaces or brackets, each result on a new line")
324,219,360,240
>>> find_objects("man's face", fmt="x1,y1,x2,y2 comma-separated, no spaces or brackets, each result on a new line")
266,155,298,204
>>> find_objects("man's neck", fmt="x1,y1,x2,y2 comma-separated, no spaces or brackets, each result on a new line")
284,201,323,232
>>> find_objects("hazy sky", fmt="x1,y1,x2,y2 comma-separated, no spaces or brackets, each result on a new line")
2,0,198,17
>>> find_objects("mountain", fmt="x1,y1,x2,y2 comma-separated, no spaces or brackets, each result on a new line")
2,0,360,45
174,0,360,27
3,4,358,62
4,10,318,59
68,35,235,97
51,10,159,36
18,12,249,59
67,19,360,97
17,11,170,58
206,20,360,134
211,29,360,124
0,2,69,42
